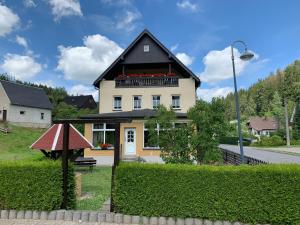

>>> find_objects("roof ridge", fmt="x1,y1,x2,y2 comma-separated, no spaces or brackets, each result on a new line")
0,79,44,91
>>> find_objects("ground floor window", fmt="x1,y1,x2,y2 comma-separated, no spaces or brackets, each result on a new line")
143,122,187,149
93,123,115,149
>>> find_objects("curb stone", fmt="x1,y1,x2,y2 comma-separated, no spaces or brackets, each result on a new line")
0,209,275,225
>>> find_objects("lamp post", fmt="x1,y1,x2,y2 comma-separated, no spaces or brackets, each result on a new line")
231,40,254,163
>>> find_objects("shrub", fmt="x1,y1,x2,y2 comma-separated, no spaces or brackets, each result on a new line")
291,139,300,146
114,163,300,225
219,136,251,146
253,135,285,147
0,160,75,210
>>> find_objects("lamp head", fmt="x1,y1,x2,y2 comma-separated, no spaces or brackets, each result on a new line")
240,50,254,61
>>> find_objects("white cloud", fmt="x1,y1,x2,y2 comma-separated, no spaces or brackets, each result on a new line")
170,44,178,52
175,52,194,66
49,0,82,21
57,34,124,83
116,10,142,32
16,35,28,48
69,84,98,101
1,54,42,80
23,0,36,8
0,4,20,37
197,86,233,102
34,80,55,88
199,46,257,83
176,0,199,12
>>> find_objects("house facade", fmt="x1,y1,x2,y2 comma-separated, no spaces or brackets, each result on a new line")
0,80,52,128
247,117,278,137
83,29,200,165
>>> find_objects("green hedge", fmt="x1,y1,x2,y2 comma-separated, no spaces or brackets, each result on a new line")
252,135,285,147
114,163,300,225
0,160,75,210
219,136,250,146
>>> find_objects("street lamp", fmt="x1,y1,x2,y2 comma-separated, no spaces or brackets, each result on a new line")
231,40,254,163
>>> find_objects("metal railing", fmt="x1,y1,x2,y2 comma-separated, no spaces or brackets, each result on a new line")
115,76,179,88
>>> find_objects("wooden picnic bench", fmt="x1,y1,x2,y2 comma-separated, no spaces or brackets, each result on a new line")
74,157,97,171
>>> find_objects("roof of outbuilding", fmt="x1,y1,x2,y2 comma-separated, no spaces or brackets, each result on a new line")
64,95,96,109
93,29,201,87
0,80,53,110
81,108,187,119
247,117,278,131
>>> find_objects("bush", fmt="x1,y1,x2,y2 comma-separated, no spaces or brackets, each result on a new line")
291,139,300,146
114,163,300,225
219,136,251,146
0,160,75,210
253,135,285,147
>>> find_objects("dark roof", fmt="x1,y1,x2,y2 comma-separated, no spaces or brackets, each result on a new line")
0,80,53,110
93,29,201,87
247,117,278,131
81,109,187,120
64,95,97,109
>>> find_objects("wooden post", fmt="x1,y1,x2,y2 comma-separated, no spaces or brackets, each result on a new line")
110,123,120,212
61,123,70,209
284,97,291,146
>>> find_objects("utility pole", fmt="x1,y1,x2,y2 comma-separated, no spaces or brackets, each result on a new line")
284,97,290,146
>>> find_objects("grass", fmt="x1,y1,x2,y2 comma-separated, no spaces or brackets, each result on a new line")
0,124,45,161
76,166,112,210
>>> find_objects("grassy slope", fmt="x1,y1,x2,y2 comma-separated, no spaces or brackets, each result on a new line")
76,167,112,210
0,125,44,161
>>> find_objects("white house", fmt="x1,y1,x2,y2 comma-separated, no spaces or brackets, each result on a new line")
0,80,53,128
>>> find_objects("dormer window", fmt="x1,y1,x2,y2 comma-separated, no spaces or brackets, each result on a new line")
143,44,150,52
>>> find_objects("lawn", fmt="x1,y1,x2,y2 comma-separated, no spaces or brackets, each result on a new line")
0,125,45,161
76,166,112,210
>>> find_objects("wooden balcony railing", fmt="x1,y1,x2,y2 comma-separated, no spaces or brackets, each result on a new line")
115,75,179,88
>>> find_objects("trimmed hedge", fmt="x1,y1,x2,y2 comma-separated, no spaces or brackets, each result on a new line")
114,163,300,225
219,136,250,146
0,160,75,210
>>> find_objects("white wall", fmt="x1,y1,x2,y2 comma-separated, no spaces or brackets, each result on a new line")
7,105,52,128
0,83,10,121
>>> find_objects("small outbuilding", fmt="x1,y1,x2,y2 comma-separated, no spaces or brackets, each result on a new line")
247,117,278,136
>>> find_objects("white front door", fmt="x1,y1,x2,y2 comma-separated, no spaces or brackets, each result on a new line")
124,128,136,155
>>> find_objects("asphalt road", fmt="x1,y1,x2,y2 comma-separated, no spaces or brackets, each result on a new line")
220,144,300,164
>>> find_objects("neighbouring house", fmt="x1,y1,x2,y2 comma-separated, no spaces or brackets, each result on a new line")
0,80,52,128
82,29,201,165
64,95,97,110
247,117,278,136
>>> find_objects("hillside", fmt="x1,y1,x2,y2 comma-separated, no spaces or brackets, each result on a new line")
223,60,300,139
0,125,44,161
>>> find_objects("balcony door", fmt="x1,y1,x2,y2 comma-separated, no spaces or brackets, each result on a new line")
124,128,136,155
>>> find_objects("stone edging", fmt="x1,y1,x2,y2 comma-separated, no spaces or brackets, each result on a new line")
0,210,270,225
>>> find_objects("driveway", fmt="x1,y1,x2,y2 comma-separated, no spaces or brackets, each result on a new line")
220,144,300,164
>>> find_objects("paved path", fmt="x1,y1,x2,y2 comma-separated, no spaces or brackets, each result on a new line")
220,144,300,164
0,219,114,225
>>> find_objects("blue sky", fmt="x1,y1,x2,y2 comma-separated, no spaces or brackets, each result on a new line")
1,0,300,101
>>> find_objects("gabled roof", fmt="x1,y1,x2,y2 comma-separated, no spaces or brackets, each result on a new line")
0,80,53,110
31,124,93,151
64,95,97,109
81,109,187,119
93,29,201,87
247,117,278,131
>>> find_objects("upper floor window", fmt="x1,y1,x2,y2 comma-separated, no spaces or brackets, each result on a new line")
172,95,180,109
152,95,160,109
133,96,142,110
41,113,44,120
113,96,122,110
143,44,150,52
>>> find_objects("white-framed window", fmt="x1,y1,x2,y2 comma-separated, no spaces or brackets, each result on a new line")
20,111,25,115
152,95,160,109
143,122,187,149
133,96,142,110
113,96,122,110
144,44,150,52
172,95,180,109
92,123,115,148
41,113,44,120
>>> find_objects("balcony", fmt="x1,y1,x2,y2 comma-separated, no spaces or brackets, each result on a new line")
115,73,179,88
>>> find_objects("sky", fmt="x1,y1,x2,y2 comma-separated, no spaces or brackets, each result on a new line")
1,0,300,102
